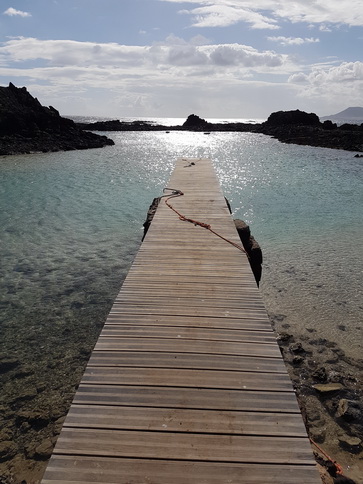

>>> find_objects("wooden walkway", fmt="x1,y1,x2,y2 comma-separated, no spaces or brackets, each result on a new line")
42,158,320,483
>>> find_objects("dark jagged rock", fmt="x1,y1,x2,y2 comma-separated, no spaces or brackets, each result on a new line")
264,109,321,127
76,119,167,131
0,83,114,155
258,109,363,152
182,114,210,130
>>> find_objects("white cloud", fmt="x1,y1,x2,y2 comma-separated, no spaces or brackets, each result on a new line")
161,0,363,29
0,36,295,116
3,7,31,17
289,61,363,85
319,24,333,32
288,61,363,109
0,36,288,73
268,36,320,46
2,37,361,118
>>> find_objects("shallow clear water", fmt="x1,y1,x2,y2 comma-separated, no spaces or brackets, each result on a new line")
0,130,362,366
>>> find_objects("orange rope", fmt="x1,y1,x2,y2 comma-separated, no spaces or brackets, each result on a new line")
162,188,249,257
310,438,344,475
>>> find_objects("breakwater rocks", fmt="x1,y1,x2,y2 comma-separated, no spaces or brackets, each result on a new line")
77,111,363,153
0,83,114,156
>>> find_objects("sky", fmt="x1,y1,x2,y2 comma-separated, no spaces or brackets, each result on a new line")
0,0,362,119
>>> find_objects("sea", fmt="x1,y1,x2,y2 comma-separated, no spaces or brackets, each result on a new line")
0,117,362,385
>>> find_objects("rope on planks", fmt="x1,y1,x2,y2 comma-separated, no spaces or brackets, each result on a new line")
161,188,249,257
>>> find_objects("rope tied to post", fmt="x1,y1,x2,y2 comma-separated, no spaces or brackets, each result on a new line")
161,188,248,256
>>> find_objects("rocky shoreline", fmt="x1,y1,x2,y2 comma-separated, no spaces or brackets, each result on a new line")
273,317,363,483
0,83,114,156
76,111,363,153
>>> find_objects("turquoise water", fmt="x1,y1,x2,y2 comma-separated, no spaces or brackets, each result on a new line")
0,130,362,370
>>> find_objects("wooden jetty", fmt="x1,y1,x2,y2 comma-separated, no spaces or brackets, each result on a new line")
42,158,320,483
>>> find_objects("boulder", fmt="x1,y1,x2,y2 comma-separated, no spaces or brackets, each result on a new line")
264,109,321,127
313,383,343,393
0,441,17,461
182,114,210,130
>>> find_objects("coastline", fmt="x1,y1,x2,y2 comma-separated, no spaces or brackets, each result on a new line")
75,111,363,153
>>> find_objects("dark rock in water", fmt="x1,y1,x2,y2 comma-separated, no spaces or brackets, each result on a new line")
264,109,321,127
277,332,292,343
290,342,305,354
76,119,160,131
0,358,20,373
313,383,343,393
309,427,326,444
0,441,17,461
16,410,51,429
338,433,362,453
312,367,328,383
258,109,363,152
292,355,305,366
0,83,114,155
336,398,363,427
182,114,210,130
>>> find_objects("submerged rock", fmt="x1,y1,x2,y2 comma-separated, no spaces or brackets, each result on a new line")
338,434,362,452
0,441,17,461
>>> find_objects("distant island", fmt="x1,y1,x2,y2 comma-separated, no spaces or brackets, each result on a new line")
1,83,362,155
77,110,363,153
320,106,363,124
0,83,114,156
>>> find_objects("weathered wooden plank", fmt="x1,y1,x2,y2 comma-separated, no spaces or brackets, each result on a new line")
113,298,266,311
42,456,320,484
53,428,315,465
109,305,269,320
64,405,308,437
74,385,302,413
104,314,273,331
88,351,286,373
82,367,293,391
99,326,276,344
94,337,281,357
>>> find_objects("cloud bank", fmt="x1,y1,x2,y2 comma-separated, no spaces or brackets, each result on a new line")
1,36,362,117
161,0,363,29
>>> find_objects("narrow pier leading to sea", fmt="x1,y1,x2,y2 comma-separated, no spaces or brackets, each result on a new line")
42,158,320,483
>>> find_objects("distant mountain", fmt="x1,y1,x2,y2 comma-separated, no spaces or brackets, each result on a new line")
320,107,363,124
